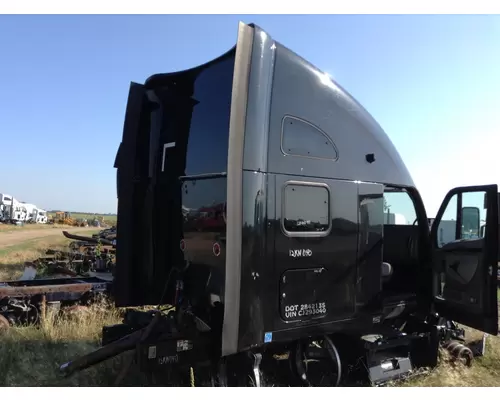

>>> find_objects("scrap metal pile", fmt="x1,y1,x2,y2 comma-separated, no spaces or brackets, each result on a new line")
21,230,117,278
0,228,116,330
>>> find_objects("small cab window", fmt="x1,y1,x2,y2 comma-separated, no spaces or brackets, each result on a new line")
383,188,417,226
436,191,486,248
283,183,331,235
281,116,338,161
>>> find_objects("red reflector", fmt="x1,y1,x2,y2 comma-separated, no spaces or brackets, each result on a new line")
213,242,221,257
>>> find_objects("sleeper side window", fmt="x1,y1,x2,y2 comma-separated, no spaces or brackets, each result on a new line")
282,182,331,236
281,116,338,161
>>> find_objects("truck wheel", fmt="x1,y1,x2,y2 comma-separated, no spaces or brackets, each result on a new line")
289,336,342,386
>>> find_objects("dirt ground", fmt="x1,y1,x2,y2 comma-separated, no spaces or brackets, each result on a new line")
0,226,95,248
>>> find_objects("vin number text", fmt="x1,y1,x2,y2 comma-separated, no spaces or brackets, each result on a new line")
284,302,327,320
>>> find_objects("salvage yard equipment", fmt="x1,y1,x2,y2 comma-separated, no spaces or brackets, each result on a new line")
30,230,116,276
60,22,499,386
52,211,74,225
92,226,117,243
0,229,115,329
63,230,115,247
0,277,111,327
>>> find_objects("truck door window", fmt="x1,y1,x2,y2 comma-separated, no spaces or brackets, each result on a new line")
383,189,417,226
282,183,331,236
437,191,486,248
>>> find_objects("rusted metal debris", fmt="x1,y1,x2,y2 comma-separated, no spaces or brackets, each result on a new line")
92,226,116,242
0,278,109,299
62,230,115,246
0,228,116,328
25,228,117,278
0,276,111,326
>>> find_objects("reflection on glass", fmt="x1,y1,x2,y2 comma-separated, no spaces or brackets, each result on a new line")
182,178,227,234
461,207,480,239
461,191,488,240
361,196,384,229
283,184,330,233
150,49,235,178
281,116,338,161
183,54,234,175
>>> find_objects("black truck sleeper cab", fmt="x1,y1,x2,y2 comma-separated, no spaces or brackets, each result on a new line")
108,21,498,386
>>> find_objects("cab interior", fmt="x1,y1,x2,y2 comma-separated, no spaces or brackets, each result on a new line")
380,187,422,302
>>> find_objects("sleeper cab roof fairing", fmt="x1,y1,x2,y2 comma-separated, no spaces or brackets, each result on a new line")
267,35,415,188
144,46,237,91
143,22,267,90
140,21,415,189
319,74,414,187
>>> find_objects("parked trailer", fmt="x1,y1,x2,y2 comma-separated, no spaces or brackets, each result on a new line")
59,22,499,387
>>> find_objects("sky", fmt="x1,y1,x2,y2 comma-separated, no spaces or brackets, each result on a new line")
0,15,499,215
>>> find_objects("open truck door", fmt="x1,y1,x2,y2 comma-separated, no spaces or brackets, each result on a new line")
431,185,499,335
113,81,150,307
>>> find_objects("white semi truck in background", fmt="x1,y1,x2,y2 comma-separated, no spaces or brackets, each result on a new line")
0,193,47,224
0,194,27,222
22,203,48,224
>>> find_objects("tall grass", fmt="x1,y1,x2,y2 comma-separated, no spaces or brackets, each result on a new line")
1,302,499,387
0,300,132,387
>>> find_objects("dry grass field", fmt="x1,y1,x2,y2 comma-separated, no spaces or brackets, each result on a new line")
0,225,140,386
0,300,131,386
397,322,500,387
0,226,499,387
